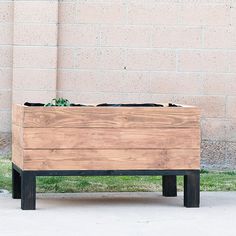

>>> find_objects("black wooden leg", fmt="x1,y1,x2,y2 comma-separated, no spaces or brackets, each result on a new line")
12,165,21,199
184,171,200,208
21,172,36,210
162,175,177,197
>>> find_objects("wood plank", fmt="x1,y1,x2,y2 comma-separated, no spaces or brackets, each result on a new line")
23,149,200,170
12,104,24,126
23,128,200,149
22,106,200,128
12,125,23,169
12,145,23,169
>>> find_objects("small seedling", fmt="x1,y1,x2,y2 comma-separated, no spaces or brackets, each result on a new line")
44,98,71,107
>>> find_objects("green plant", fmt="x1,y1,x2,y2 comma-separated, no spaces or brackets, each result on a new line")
44,98,70,107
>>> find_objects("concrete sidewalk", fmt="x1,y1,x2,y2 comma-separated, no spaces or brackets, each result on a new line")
0,192,236,236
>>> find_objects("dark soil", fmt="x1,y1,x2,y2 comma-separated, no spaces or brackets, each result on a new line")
24,102,181,107
24,102,45,107
24,102,87,107
97,103,164,107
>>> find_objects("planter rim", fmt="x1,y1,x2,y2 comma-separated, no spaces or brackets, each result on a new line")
14,103,198,109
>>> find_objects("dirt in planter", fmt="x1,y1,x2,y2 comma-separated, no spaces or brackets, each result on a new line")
24,102,45,106
24,102,88,107
97,103,164,107
24,102,181,107
168,103,181,107
97,103,181,107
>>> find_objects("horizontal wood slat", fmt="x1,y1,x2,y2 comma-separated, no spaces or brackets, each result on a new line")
23,149,200,170
23,128,200,149
12,105,24,126
22,107,200,128
12,104,201,171
12,125,23,169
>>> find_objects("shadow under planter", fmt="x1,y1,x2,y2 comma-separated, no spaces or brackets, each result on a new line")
12,103,201,210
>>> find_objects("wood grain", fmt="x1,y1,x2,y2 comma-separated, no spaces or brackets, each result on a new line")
23,127,200,149
23,149,200,170
22,107,200,128
12,125,23,169
12,104,24,126
12,104,201,171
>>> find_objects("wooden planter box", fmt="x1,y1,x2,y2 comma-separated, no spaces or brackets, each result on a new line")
12,104,201,210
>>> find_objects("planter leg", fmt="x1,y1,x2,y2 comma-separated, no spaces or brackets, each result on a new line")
21,172,36,210
162,175,177,197
184,171,200,208
12,165,21,199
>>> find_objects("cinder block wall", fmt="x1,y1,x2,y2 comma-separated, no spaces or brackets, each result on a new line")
0,0,13,156
13,0,58,103
0,0,236,169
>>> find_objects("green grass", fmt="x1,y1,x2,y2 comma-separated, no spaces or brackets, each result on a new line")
1,158,236,193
